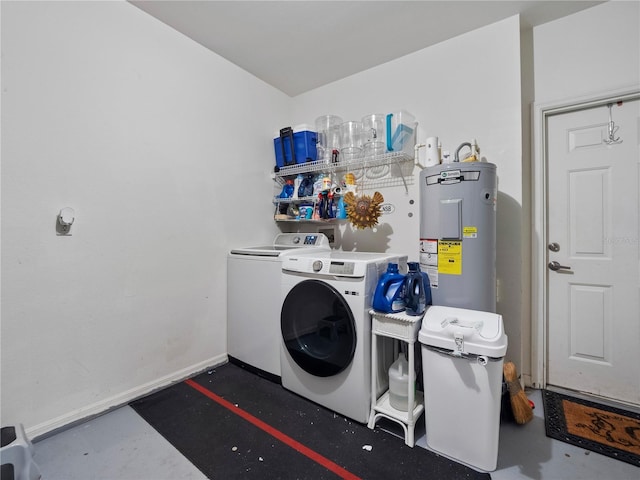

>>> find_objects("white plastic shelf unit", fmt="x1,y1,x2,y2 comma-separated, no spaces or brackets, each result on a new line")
368,309,425,448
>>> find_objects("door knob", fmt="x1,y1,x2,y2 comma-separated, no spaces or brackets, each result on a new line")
548,261,571,271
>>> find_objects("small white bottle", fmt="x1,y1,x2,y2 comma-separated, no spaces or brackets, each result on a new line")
388,353,414,411
425,136,440,167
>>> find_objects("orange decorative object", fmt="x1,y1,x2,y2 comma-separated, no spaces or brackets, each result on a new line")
343,191,384,229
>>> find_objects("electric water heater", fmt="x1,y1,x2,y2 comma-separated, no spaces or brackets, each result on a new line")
419,162,497,313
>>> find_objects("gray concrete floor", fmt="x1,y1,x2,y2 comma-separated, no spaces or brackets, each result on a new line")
33,406,207,480
31,389,639,480
489,389,638,480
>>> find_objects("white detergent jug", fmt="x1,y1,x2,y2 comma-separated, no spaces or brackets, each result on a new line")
388,353,414,411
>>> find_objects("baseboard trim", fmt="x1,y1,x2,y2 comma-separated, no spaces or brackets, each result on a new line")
29,354,228,441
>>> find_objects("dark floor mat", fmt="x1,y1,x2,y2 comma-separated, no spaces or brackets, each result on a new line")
543,389,640,467
131,362,490,479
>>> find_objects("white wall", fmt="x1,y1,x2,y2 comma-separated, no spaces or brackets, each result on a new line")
533,0,640,104
292,16,526,366
1,0,286,437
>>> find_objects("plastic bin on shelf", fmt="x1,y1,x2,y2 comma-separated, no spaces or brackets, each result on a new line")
274,124,317,168
418,306,508,472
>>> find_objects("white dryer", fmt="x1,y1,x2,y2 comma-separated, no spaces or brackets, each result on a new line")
280,250,407,423
227,233,330,380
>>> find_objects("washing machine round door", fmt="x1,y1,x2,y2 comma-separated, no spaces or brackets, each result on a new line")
281,279,356,377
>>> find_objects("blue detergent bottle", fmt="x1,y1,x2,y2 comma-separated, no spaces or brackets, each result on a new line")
298,174,314,198
372,263,406,313
405,262,427,316
279,179,294,198
422,269,432,306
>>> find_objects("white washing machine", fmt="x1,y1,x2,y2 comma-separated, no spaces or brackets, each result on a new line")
280,250,408,423
227,233,330,380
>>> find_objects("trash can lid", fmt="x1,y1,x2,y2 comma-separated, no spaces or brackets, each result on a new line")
418,306,508,357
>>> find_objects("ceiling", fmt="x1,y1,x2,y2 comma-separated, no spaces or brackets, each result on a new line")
130,1,603,97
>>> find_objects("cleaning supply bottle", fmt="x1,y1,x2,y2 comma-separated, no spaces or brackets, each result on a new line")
321,174,332,192
292,174,303,200
372,263,406,313
388,352,414,411
404,262,426,316
298,174,313,198
422,269,432,307
279,179,294,198
336,195,347,219
327,192,335,218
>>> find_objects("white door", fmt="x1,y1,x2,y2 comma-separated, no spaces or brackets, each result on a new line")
546,98,640,405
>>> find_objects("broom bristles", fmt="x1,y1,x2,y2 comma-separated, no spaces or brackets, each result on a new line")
504,361,534,425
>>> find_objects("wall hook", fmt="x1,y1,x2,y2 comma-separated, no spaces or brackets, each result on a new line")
603,103,623,145
57,207,75,235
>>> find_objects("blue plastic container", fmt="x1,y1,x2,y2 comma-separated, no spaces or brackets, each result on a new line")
405,262,427,316
422,271,433,306
336,196,347,219
279,179,294,198
274,125,317,168
373,263,406,313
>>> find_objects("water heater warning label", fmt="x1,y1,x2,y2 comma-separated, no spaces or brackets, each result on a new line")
438,241,462,275
420,239,439,288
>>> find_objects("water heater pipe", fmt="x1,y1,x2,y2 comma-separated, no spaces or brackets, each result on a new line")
454,142,472,162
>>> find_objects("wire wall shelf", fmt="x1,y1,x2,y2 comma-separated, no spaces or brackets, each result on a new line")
272,151,417,222
272,151,415,185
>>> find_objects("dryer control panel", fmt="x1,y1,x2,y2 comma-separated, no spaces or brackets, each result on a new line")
282,256,368,278
328,261,355,275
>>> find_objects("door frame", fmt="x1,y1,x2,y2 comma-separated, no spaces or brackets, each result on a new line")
530,85,640,389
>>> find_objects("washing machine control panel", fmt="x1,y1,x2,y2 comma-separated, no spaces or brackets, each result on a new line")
273,233,329,248
303,234,320,245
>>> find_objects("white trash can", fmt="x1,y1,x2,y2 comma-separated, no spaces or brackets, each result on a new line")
419,306,508,472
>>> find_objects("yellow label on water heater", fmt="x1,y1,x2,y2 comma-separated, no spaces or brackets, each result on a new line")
463,226,478,238
438,241,462,275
